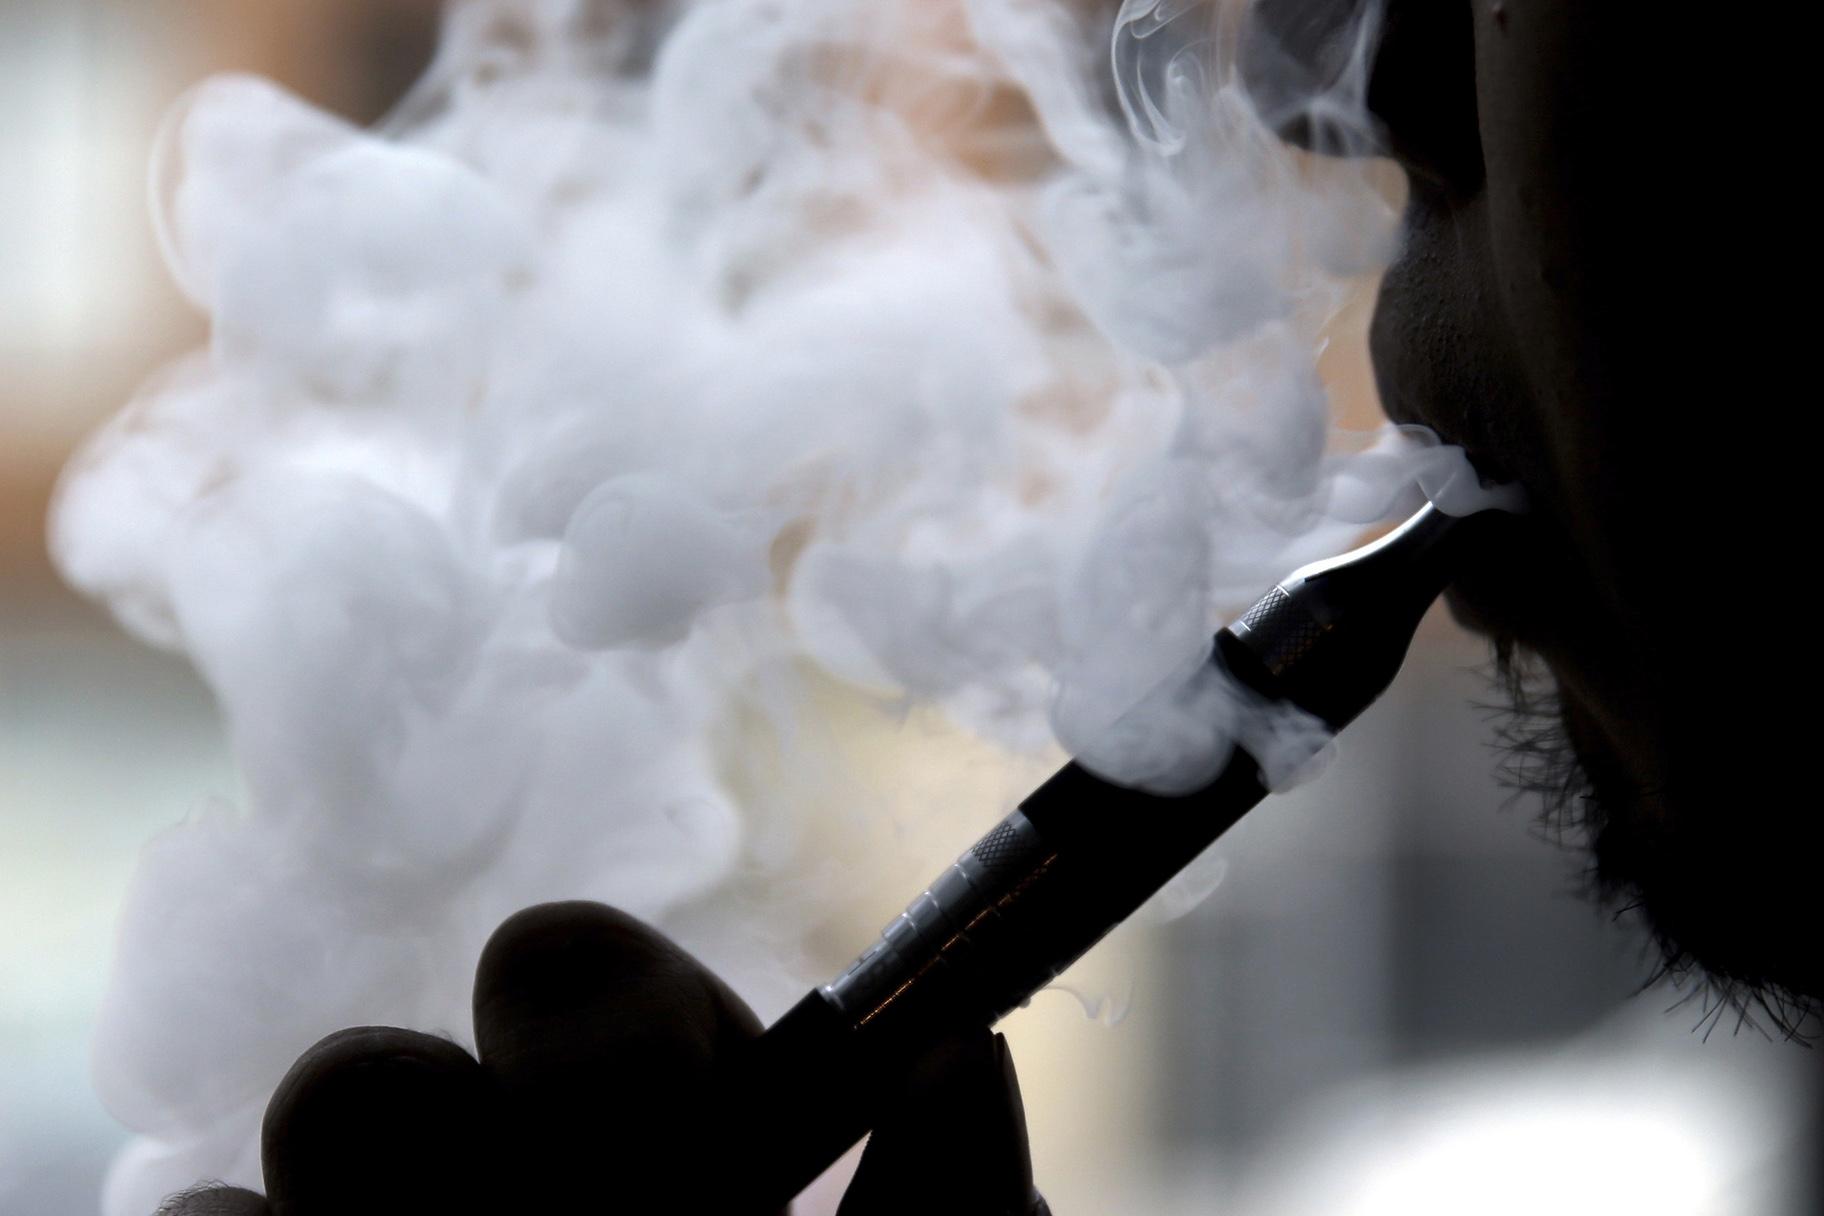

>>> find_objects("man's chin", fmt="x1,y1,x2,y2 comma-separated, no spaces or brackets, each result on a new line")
1585,822,1823,1033
1486,645,1822,1033
1551,695,1824,1031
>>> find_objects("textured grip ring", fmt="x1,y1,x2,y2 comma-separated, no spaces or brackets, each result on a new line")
821,811,1050,1024
1232,584,1327,680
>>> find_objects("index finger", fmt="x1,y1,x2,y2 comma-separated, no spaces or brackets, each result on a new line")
470,902,768,1209
154,1184,271,1215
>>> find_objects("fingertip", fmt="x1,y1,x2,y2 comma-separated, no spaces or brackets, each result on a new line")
155,1185,271,1216
473,901,761,1084
469,902,766,1209
838,1029,1035,1216
261,1026,500,1215
992,1032,1033,1156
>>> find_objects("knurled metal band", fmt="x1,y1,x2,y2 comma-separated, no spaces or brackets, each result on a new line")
1233,585,1327,679
820,811,1049,1023
969,820,1027,876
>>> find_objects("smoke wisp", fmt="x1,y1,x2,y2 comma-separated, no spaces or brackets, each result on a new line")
52,0,1502,1209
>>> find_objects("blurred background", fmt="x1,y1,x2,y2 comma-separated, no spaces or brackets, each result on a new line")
2,3,1816,1213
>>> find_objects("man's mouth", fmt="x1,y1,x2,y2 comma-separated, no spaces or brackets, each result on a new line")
1382,419,1547,649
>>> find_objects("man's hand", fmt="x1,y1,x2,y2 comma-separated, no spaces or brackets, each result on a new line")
157,902,1046,1215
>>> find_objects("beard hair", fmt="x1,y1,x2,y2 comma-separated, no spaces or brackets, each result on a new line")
1479,640,1820,1043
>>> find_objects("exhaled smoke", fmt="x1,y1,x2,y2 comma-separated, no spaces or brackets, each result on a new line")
52,0,1497,1210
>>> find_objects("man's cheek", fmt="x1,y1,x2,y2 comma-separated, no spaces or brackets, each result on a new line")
1373,197,1555,481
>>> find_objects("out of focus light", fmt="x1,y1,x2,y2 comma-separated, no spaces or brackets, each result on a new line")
1234,1032,1799,1216
1349,1098,1715,1214
0,2,162,368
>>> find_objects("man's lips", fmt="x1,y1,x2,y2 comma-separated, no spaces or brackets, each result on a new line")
1370,390,1548,646
1381,392,1519,492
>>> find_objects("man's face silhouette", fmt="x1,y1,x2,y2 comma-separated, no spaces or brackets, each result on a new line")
1248,0,1817,1017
